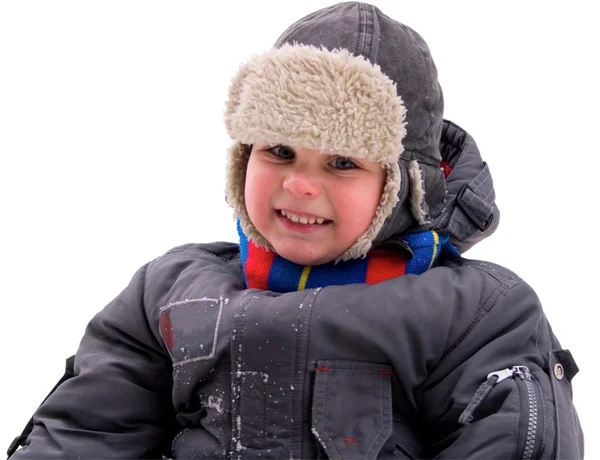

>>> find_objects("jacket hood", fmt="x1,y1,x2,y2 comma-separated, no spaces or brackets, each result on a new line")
430,120,499,253
224,2,497,260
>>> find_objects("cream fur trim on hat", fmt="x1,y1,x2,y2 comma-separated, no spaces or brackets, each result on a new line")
409,159,429,225
224,44,407,262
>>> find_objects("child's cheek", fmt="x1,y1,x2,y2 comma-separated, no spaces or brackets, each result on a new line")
245,162,277,227
335,181,381,233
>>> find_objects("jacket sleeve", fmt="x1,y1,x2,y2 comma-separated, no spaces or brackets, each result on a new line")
11,262,177,459
417,271,584,459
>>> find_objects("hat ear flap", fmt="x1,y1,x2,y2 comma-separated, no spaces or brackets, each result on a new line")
408,159,430,225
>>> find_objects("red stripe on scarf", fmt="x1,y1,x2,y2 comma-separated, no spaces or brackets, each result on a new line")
365,248,407,284
246,242,275,290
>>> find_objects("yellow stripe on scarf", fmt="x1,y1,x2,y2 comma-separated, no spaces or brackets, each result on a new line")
428,231,440,269
298,265,312,290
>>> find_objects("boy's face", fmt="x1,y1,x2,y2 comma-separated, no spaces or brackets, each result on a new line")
245,144,385,265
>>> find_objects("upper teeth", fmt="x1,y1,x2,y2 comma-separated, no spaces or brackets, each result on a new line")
281,210,325,225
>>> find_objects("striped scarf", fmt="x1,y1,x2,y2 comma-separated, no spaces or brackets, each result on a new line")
238,220,458,293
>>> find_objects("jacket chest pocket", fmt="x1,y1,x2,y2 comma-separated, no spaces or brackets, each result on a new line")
159,297,224,366
311,360,393,460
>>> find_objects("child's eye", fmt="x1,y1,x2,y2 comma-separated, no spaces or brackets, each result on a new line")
267,145,295,160
330,156,357,169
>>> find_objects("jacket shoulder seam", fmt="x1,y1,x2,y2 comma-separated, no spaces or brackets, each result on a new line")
459,259,518,284
442,271,522,359
463,261,545,366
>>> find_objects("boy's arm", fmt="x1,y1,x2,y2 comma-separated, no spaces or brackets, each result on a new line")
417,276,583,459
10,262,176,459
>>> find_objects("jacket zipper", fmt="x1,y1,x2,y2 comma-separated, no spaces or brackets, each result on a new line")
489,366,540,460
514,367,538,460
460,366,541,459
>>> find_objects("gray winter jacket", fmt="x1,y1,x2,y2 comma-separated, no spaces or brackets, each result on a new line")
10,122,583,459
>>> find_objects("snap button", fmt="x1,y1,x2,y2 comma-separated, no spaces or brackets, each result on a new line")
554,363,565,380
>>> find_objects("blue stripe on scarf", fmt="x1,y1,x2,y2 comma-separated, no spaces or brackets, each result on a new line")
404,232,436,275
306,258,369,289
268,255,305,292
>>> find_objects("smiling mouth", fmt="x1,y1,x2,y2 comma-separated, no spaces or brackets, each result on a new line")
277,209,332,225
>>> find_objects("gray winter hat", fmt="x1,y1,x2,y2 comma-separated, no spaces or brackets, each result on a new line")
224,2,446,261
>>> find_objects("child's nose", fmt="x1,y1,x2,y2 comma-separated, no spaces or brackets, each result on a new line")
283,173,321,197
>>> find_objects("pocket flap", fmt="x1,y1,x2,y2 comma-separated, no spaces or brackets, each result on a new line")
311,360,393,460
159,297,223,366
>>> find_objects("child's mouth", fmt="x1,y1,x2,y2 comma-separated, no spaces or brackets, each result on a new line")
276,209,332,230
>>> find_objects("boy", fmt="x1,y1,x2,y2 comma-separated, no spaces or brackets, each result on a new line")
9,2,583,459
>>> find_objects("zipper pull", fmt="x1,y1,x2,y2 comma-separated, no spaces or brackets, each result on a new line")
487,367,515,383
460,365,531,425
511,365,531,380
487,365,530,383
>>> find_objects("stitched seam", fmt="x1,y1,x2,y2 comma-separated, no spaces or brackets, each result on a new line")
533,312,545,368
551,354,561,459
321,368,341,459
393,432,418,459
561,365,582,460
160,297,220,312
238,371,267,448
534,376,547,457
315,360,389,459
293,289,318,459
453,137,474,172
306,289,323,457
171,427,190,457
356,3,365,55
263,375,267,450
364,3,375,59
474,187,494,218
173,299,223,367
237,299,249,449
464,175,490,205
293,303,302,459
511,379,520,459
442,275,520,359
464,260,519,284
473,380,493,405
571,396,581,459
438,135,474,222
434,136,471,223
469,166,490,193
461,186,494,227
230,296,251,454
368,373,386,457
469,177,492,203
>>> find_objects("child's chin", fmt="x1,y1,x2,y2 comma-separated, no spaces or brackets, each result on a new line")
276,247,336,266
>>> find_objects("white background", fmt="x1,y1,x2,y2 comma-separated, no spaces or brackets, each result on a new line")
1,0,597,456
